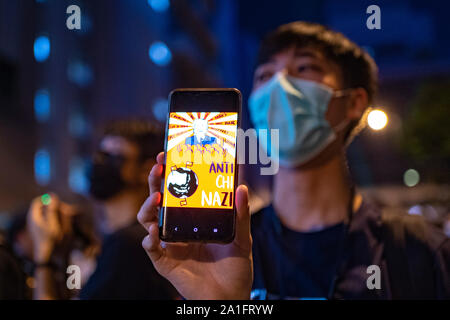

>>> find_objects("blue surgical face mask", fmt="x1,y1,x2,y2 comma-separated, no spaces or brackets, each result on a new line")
248,72,349,167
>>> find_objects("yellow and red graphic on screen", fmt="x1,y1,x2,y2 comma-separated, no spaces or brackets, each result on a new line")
164,112,237,209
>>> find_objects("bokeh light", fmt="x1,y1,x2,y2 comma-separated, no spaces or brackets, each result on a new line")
33,36,50,62
41,193,51,206
148,0,170,12
68,157,89,194
404,168,420,187
149,41,172,66
34,89,50,122
34,149,51,185
67,60,94,87
152,97,168,122
367,109,388,130
68,112,90,137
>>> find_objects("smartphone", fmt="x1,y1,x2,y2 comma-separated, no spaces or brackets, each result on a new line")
159,88,241,243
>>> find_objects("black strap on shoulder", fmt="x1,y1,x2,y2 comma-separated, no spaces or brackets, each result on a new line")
381,212,436,299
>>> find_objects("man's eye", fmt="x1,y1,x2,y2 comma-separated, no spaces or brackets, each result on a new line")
297,64,322,73
256,72,273,83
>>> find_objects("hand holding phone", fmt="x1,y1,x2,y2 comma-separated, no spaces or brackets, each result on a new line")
159,89,242,243
137,152,253,300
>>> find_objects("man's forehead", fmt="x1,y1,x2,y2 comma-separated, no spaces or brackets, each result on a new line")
259,47,326,66
100,135,139,156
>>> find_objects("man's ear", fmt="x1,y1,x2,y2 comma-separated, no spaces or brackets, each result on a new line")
140,159,156,183
346,87,369,121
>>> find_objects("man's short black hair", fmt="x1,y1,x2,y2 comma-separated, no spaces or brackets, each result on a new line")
257,21,378,103
103,119,164,161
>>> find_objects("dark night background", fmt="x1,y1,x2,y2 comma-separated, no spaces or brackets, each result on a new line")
0,0,449,229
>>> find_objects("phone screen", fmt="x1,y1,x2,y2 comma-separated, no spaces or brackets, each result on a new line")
159,89,241,243
163,112,237,209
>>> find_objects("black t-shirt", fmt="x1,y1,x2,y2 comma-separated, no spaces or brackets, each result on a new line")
251,200,450,300
80,222,178,300
251,204,347,299
278,221,346,298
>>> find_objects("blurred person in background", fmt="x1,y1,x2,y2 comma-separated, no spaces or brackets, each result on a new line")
27,194,100,299
138,22,450,300
29,119,178,299
0,226,27,299
6,209,35,299
8,210,33,268
81,119,178,299
444,214,450,238
2,200,97,300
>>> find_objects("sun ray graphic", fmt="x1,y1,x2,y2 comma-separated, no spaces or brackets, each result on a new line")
167,112,237,156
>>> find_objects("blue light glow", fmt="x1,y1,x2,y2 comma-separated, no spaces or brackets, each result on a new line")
79,14,93,34
152,98,168,122
34,149,51,185
69,157,89,194
148,0,170,12
34,89,50,122
68,112,90,137
33,36,50,62
67,60,94,87
149,41,172,66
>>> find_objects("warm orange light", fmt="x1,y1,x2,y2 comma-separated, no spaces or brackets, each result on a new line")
367,109,388,130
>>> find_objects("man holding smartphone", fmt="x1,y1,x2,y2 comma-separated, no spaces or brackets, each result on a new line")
138,22,450,299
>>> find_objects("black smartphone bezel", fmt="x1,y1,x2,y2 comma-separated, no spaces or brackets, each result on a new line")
159,88,242,243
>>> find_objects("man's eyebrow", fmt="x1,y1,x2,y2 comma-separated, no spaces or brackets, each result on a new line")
256,49,321,70
259,58,276,66
254,62,274,74
294,50,321,59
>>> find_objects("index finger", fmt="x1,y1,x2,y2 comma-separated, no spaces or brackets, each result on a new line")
137,191,161,231
233,185,251,251
156,152,164,165
148,162,164,195
149,151,164,194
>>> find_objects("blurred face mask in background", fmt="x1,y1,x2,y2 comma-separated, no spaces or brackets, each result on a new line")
88,151,126,201
248,72,350,167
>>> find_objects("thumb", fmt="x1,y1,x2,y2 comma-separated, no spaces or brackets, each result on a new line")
233,185,251,250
